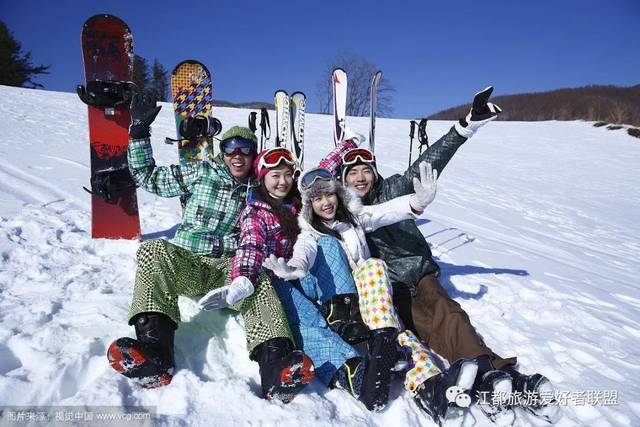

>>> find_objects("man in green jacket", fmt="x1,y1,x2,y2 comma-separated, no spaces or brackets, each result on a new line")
342,88,558,423
106,92,313,402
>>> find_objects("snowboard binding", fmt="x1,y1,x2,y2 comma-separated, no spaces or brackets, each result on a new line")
165,116,222,146
76,80,136,108
83,167,137,203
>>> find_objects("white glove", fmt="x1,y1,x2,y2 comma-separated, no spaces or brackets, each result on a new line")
454,86,502,138
198,276,254,310
343,127,367,147
263,254,306,280
409,162,438,213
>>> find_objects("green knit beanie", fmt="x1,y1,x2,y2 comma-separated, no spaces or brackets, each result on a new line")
219,126,258,155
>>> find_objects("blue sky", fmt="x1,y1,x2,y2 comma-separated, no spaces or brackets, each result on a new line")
2,0,638,118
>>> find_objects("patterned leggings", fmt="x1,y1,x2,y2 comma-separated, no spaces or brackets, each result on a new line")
353,258,440,394
128,239,292,358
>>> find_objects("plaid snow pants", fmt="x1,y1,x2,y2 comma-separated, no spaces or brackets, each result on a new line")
128,239,292,358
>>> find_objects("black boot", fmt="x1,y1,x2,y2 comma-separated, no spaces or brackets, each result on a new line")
323,294,370,345
415,358,478,426
473,356,515,425
330,357,366,398
107,313,176,388
254,337,314,403
503,366,561,423
359,327,399,411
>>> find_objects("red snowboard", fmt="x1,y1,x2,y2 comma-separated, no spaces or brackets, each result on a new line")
79,14,140,239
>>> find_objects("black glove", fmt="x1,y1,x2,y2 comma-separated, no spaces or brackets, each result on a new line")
455,86,502,138
129,91,162,140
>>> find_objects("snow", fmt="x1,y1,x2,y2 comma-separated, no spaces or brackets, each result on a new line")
1,84,639,426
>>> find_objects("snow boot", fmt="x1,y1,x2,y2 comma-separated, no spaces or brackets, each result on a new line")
504,367,561,423
359,327,399,411
473,356,516,426
323,294,370,345
107,313,176,389
414,358,478,426
255,337,315,403
330,357,366,398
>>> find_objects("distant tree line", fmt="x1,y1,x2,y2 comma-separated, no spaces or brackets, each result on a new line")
316,52,396,118
428,85,640,127
132,55,169,102
0,20,50,88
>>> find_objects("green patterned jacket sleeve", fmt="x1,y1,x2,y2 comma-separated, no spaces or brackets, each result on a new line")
127,138,207,198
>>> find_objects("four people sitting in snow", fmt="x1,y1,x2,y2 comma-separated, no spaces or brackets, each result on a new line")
107,86,559,425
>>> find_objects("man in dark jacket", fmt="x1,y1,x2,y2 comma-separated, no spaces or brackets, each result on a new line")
342,88,559,423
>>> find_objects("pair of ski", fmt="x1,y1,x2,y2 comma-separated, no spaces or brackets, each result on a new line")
273,90,306,171
331,67,383,152
77,14,220,239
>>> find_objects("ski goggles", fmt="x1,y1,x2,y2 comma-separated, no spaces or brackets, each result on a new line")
342,148,376,166
299,167,334,190
257,147,296,170
221,137,254,156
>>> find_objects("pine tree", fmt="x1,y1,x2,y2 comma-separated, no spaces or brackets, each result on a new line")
132,54,150,93
151,59,169,102
0,20,50,88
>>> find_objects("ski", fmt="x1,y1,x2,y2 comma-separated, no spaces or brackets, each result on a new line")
369,70,382,152
332,68,347,146
290,91,306,170
171,60,214,165
78,14,140,240
274,90,290,148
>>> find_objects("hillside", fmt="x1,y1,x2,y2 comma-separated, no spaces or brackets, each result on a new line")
0,85,639,426
428,85,640,127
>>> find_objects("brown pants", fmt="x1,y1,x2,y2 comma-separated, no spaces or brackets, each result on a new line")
394,275,516,370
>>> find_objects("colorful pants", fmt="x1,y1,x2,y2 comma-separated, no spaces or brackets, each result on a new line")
128,239,292,358
275,236,360,385
354,258,440,393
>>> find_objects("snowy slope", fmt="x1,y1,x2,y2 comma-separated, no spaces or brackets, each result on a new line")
0,85,639,426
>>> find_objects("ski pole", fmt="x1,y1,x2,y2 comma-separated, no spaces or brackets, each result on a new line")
409,120,416,167
418,118,429,155
259,108,271,151
248,111,257,133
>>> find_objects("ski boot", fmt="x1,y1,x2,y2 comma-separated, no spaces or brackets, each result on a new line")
414,358,478,426
331,357,366,398
359,327,400,411
504,367,561,423
473,356,516,426
255,337,315,403
322,294,370,345
107,313,176,389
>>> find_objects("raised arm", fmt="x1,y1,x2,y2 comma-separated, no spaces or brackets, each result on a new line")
359,161,437,231
381,86,501,199
317,129,362,175
126,90,204,197
127,138,202,197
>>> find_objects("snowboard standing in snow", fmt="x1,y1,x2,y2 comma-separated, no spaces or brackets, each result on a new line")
77,14,140,240
170,60,215,166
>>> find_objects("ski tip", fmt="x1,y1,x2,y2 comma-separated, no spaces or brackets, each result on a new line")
332,67,347,74
274,89,289,97
290,91,307,98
